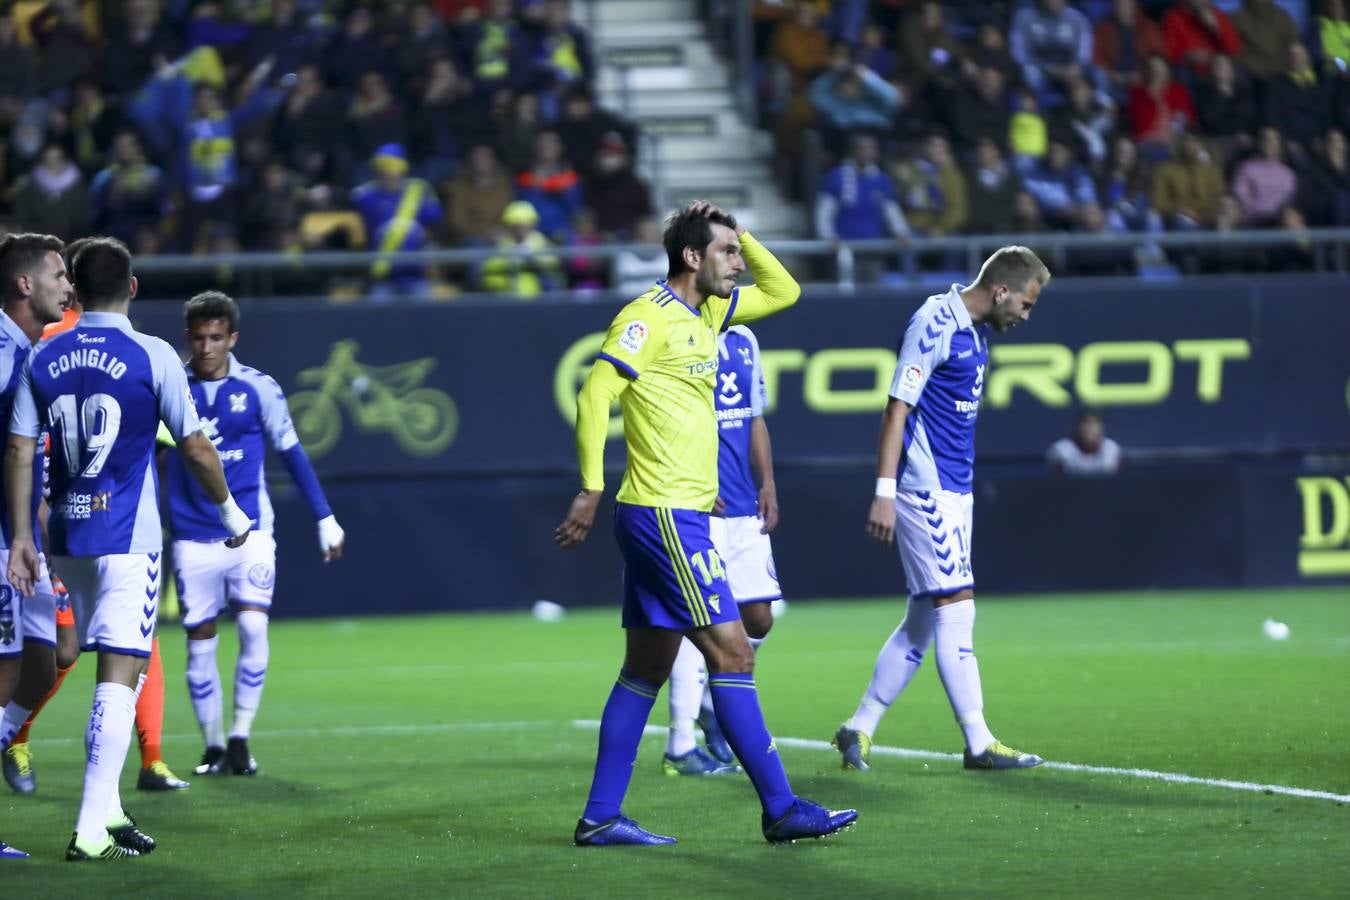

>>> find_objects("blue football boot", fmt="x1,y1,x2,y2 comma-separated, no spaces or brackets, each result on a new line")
697,709,735,765
762,798,858,843
662,746,742,776
574,815,677,846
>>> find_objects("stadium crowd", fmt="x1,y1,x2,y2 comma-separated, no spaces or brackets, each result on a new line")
0,0,654,296
765,0,1350,274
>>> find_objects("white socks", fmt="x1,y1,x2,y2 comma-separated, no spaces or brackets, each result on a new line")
1,702,31,749
76,683,136,843
933,600,996,754
231,611,269,740
847,598,935,737
187,636,225,748
665,638,703,757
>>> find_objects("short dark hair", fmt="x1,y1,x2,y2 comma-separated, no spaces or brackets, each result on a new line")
70,237,133,309
662,204,739,277
185,290,239,333
62,236,96,269
0,232,64,302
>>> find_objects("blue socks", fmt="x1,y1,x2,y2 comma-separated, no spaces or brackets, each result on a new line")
582,671,660,823
709,672,795,820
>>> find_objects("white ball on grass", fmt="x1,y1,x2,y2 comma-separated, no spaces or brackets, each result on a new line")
1262,618,1290,641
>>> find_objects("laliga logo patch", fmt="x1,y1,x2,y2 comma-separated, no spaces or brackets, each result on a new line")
248,565,276,591
900,365,924,392
618,321,648,354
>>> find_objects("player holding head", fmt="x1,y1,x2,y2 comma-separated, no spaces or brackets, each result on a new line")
3,236,192,797
555,201,857,845
833,246,1051,771
663,323,783,775
4,237,252,860
166,290,345,778
0,232,72,860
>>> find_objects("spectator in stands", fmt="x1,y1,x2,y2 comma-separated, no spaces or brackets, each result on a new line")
248,0,324,77
101,0,182,97
65,79,126,177
963,21,1020,90
1010,190,1050,233
858,21,897,80
481,199,559,298
349,71,409,163
1263,42,1333,157
521,0,595,96
240,161,306,251
770,0,833,89
808,51,904,146
1126,55,1197,151
814,133,911,244
1101,136,1163,232
1051,75,1115,167
949,66,1011,150
11,143,88,241
90,130,168,247
1009,88,1050,169
497,90,542,172
412,58,485,183
1296,128,1350,225
1010,0,1098,103
965,138,1022,234
1161,0,1241,76
556,86,638,180
275,63,348,186
1186,192,1252,272
565,207,607,292
326,7,390,91
351,143,445,298
614,217,669,296
445,143,515,245
396,4,452,86
585,133,653,241
1267,204,1316,270
1233,126,1299,225
1022,140,1099,229
892,134,968,237
457,0,521,91
1316,0,1350,71
1067,202,1137,274
1195,54,1259,159
29,0,97,95
1047,410,1124,476
1151,131,1225,228
1093,0,1166,97
896,2,966,105
1232,0,1299,81
515,129,583,243
0,17,36,131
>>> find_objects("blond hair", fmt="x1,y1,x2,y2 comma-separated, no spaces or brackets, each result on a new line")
973,245,1050,292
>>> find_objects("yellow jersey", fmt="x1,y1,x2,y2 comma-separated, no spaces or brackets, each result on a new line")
577,232,800,511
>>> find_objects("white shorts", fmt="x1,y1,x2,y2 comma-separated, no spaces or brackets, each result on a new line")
174,533,277,629
57,552,162,658
894,490,974,600
709,515,781,604
0,549,56,657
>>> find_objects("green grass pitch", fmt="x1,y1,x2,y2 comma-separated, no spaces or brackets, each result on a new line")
4,588,1348,898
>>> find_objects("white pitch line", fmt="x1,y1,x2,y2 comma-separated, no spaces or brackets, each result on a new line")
573,720,1350,805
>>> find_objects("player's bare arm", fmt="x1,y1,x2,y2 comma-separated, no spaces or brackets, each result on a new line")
178,430,250,548
749,416,778,535
867,398,912,546
3,434,40,594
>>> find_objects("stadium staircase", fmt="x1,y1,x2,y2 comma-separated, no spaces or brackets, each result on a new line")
590,0,802,236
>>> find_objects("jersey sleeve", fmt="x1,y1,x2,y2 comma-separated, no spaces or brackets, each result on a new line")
254,373,301,452
724,232,801,329
150,340,203,441
889,308,952,406
596,301,667,380
8,355,39,439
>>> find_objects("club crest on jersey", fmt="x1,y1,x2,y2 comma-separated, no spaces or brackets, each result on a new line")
718,371,743,405
900,365,924,392
618,321,648,354
230,392,248,413
972,364,985,399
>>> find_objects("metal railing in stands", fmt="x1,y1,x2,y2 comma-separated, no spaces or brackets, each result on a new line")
130,227,1350,298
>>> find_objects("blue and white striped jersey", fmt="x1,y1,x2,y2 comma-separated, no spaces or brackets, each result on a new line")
10,311,202,556
714,325,767,518
165,354,331,540
889,284,988,494
0,311,44,551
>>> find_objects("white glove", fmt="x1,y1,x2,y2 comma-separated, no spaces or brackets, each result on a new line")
318,515,345,555
217,497,252,537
